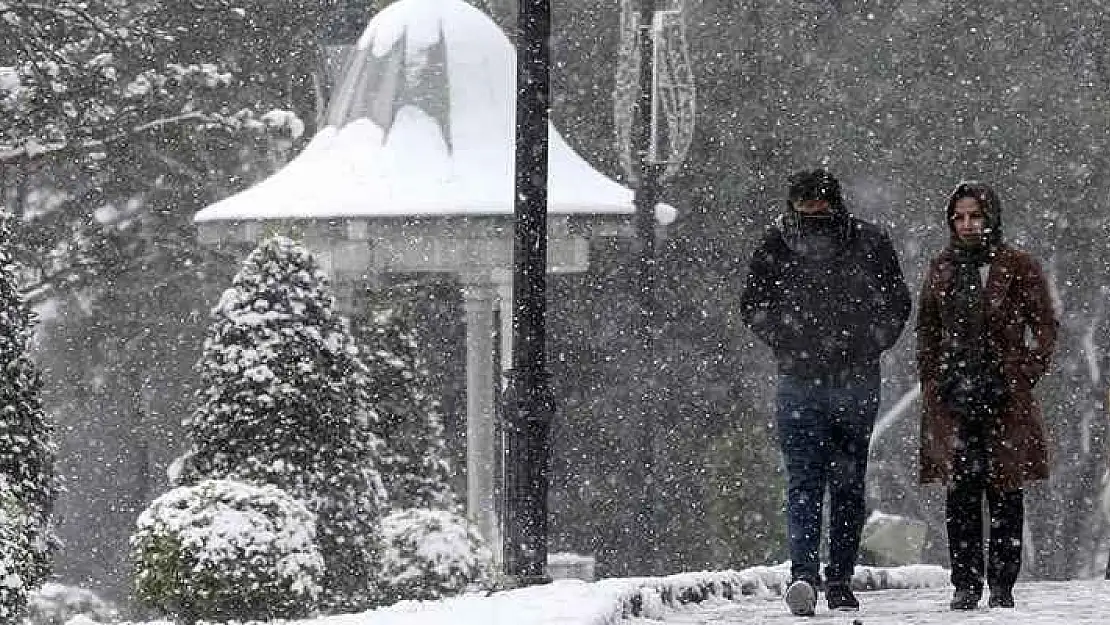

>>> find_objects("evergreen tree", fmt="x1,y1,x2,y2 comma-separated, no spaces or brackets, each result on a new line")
3,0,315,592
176,235,387,612
0,215,56,608
358,283,457,512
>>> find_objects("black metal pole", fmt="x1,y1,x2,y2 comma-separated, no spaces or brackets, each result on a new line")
632,0,664,576
503,0,554,585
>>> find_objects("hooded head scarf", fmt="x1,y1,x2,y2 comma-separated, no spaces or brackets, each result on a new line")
946,180,1003,255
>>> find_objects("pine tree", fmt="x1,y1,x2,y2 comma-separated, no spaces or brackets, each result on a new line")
0,215,57,611
357,283,458,512
177,235,387,612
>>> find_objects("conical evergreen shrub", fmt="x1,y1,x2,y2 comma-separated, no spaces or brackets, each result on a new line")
177,235,387,611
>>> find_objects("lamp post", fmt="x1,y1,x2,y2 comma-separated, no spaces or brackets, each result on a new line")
503,0,554,585
618,0,694,576
631,0,666,576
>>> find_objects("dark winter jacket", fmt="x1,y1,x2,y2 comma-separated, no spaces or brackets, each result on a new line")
740,217,912,379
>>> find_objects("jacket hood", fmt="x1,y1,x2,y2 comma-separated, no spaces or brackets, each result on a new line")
946,180,1003,247
785,168,847,215
780,168,852,259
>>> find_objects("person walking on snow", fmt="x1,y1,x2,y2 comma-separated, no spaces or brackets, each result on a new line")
917,181,1057,611
740,168,912,616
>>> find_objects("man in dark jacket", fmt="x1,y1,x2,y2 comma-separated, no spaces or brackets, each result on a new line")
740,169,911,616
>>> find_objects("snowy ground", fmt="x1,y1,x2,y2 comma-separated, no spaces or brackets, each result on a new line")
264,568,1109,625
641,579,1110,624
74,564,1110,624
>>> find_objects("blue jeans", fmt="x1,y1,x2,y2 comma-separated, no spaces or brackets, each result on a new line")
775,370,880,585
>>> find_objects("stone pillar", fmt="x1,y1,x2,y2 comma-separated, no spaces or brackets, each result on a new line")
461,279,502,563
331,279,361,316
492,268,514,377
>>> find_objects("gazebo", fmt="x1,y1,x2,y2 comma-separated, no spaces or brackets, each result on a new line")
194,0,674,559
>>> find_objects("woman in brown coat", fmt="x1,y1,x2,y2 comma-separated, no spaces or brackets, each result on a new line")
916,181,1057,611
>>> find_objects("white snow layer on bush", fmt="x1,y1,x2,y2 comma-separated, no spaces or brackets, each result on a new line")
133,478,323,595
379,508,491,597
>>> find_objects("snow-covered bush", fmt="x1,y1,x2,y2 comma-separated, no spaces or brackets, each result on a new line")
379,508,493,603
175,236,388,611
130,478,323,623
25,583,120,625
0,493,33,622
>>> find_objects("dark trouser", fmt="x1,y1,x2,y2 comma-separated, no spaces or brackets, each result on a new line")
775,370,880,585
946,412,1024,593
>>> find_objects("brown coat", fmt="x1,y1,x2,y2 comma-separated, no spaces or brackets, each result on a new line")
917,244,1058,489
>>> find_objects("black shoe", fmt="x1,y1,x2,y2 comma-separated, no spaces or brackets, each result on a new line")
784,579,818,616
950,587,982,610
826,582,859,611
988,587,1015,608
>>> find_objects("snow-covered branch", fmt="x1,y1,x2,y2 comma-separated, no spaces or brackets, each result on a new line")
0,110,246,165
870,383,921,454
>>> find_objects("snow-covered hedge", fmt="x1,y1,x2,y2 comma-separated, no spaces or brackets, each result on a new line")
130,479,323,623
379,508,492,602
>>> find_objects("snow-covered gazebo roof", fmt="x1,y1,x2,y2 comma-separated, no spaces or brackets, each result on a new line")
194,0,673,225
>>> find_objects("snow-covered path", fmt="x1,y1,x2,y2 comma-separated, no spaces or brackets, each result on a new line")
182,566,1105,625
641,579,1110,624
